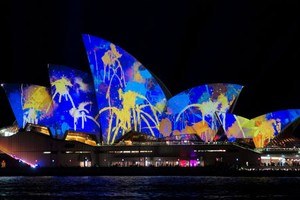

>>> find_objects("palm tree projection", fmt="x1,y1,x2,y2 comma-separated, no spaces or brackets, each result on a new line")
102,43,125,87
51,76,75,108
98,89,162,144
23,108,38,126
51,76,100,132
101,43,126,114
69,101,100,130
21,85,53,128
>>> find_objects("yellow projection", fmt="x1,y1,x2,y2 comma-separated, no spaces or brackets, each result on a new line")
102,43,125,86
22,86,53,127
51,76,75,108
159,118,172,137
243,118,279,148
175,101,220,142
99,89,162,144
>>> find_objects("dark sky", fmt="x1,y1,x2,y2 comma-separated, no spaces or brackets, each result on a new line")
1,0,300,127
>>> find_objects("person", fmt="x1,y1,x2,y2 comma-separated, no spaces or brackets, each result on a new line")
1,160,6,168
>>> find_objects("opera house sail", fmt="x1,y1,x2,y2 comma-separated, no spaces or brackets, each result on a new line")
82,34,167,144
48,64,100,141
218,109,300,148
159,83,243,142
1,83,55,132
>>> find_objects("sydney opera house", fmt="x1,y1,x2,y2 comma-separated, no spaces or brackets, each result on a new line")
1,34,300,170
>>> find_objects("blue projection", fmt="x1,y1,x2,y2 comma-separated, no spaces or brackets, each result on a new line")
48,64,100,140
159,83,243,142
1,83,54,129
217,112,250,142
218,109,300,148
82,34,167,144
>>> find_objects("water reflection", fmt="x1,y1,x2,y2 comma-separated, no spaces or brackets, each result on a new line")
0,176,299,199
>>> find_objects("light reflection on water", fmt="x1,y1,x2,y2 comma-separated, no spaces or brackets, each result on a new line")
0,176,299,199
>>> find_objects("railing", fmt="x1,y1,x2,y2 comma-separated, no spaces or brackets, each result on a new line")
104,141,250,147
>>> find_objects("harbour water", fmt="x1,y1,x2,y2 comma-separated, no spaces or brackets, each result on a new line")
0,176,299,199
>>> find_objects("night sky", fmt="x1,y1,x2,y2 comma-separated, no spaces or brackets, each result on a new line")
1,0,300,127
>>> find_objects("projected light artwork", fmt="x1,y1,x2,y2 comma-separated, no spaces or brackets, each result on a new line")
159,83,243,142
48,64,100,140
82,34,167,144
218,109,300,148
217,113,250,142
2,33,300,151
1,83,54,129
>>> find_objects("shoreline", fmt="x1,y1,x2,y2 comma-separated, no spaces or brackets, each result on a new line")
1,166,300,177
